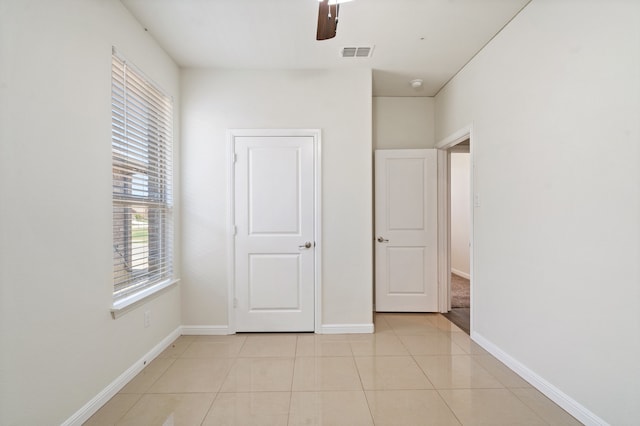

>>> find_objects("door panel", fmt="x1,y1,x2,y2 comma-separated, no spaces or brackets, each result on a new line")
248,254,300,309
375,149,438,312
235,136,314,331
388,159,425,230
388,247,425,294
248,148,301,234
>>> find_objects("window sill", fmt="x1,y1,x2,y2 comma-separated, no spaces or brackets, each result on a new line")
110,278,180,319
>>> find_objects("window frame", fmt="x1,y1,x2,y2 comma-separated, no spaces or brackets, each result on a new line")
110,48,176,314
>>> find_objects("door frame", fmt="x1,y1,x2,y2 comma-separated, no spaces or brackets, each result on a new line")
226,129,322,334
435,124,474,330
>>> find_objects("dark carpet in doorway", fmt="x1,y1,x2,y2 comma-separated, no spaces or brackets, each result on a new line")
443,308,470,335
451,273,470,308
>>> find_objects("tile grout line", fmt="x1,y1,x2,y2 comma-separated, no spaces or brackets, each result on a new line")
285,335,299,426
433,388,465,426
198,391,218,426
110,393,143,426
507,387,562,425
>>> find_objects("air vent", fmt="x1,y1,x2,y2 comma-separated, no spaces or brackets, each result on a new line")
341,46,374,58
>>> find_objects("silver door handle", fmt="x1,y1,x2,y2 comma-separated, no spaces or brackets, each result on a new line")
299,242,312,249
377,237,389,243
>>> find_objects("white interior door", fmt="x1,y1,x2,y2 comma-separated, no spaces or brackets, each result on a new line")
234,134,315,332
375,149,438,312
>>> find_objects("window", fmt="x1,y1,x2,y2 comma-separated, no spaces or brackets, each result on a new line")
111,49,173,302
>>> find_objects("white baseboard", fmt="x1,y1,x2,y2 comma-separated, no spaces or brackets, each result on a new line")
62,326,182,426
451,268,470,280
319,323,374,334
471,332,608,426
181,325,230,335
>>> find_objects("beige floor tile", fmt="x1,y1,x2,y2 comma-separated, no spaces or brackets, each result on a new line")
192,334,247,342
181,339,245,358
414,355,504,389
429,315,465,332
292,357,362,391
92,314,574,426
220,357,295,392
148,358,234,393
83,394,141,425
449,332,490,355
379,313,438,321
438,389,546,425
355,356,433,390
472,354,532,388
347,333,381,342
399,333,467,355
156,336,196,359
511,388,582,425
115,393,215,426
365,389,461,425
372,316,395,334
384,314,441,335
349,334,410,356
239,334,297,357
119,358,175,394
296,335,353,357
304,333,353,340
289,391,374,426
201,392,290,426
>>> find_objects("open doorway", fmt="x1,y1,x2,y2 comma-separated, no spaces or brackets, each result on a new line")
443,140,471,333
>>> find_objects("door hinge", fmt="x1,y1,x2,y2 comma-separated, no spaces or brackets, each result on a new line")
233,153,238,163
233,298,238,308
233,225,237,236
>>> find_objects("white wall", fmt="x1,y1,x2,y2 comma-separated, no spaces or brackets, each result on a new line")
373,97,435,149
435,0,640,423
450,152,470,277
181,69,373,329
0,1,181,424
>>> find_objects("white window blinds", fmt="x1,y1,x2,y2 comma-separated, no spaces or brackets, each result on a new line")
111,50,174,301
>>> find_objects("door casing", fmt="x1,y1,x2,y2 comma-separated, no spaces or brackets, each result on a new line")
436,124,474,331
227,129,322,334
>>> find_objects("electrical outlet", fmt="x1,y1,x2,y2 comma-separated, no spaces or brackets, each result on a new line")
144,311,150,328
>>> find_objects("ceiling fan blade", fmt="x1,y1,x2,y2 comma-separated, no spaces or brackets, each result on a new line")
316,0,339,40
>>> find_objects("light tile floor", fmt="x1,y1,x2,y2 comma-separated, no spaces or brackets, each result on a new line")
85,313,581,425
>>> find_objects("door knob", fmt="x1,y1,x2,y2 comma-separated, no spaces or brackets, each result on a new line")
377,237,389,243
299,242,312,249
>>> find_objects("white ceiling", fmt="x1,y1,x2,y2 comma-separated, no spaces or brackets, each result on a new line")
121,0,531,97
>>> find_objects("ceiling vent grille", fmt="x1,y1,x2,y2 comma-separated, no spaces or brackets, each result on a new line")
341,46,374,58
